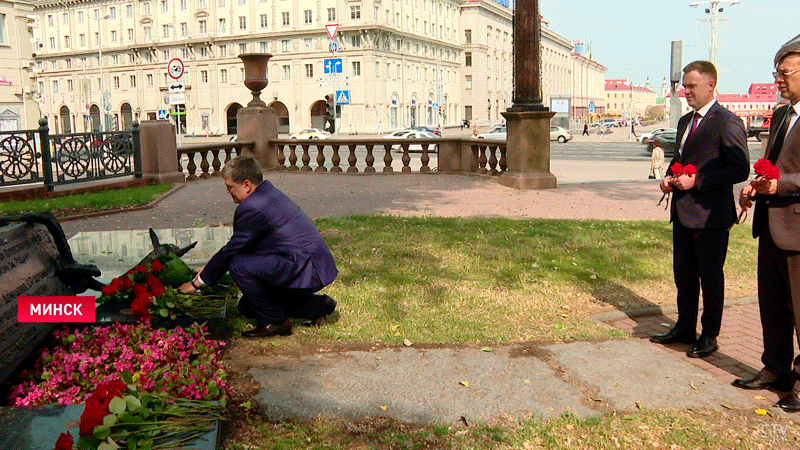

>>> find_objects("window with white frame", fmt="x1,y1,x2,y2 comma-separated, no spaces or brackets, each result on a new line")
260,41,268,52
142,2,150,15
77,11,84,23
219,45,227,57
198,0,207,8
181,48,189,59
350,6,360,21
304,38,312,51
49,37,55,49
129,53,135,63
127,29,134,41
465,75,472,90
304,10,312,24
113,76,120,88
52,80,59,93
219,0,225,5
64,35,71,48
162,25,170,38
130,75,136,87
79,34,86,47
199,20,207,34
219,18,226,33
239,17,246,30
67,79,73,91
112,54,119,65
220,69,228,83
111,30,118,42
147,74,154,86
260,14,267,28
351,35,361,47
238,43,247,54
144,26,151,41
200,70,208,83
282,65,290,80
180,0,187,10
161,0,168,12
305,64,313,78
180,23,188,36
126,5,133,17
62,13,68,25
282,12,289,26
162,50,169,60
327,8,335,21
281,39,289,52
352,61,361,76
199,46,208,57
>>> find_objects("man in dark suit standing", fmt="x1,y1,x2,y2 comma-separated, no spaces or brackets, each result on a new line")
179,155,338,338
734,35,800,413
650,61,750,358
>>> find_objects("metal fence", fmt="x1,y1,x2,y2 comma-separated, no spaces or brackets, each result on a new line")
0,119,142,191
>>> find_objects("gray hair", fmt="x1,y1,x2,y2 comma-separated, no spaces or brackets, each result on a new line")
221,155,263,185
775,33,800,66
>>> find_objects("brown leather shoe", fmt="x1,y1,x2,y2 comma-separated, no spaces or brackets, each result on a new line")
732,368,793,391
310,295,337,327
241,319,292,338
777,389,800,412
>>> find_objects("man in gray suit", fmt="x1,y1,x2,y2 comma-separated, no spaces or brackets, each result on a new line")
735,35,800,413
649,60,750,358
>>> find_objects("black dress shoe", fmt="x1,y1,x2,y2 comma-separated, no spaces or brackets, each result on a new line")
732,368,793,391
686,335,717,358
310,295,337,327
777,389,800,412
650,327,697,345
241,319,292,338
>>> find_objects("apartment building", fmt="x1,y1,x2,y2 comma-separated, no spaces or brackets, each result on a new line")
604,78,657,119
29,0,576,135
0,0,38,130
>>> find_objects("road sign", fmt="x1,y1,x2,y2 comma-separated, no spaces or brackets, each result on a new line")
318,75,349,87
168,81,185,92
157,109,168,120
336,90,350,105
324,58,343,74
168,58,184,80
165,92,186,105
329,41,338,53
433,103,438,109
325,23,339,40
588,102,595,113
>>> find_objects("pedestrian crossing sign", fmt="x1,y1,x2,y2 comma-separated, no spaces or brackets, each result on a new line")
336,90,350,105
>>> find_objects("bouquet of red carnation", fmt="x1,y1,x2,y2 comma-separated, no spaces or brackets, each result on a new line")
753,158,780,180
670,162,697,178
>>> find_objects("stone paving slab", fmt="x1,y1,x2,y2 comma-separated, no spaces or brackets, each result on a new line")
250,345,599,424
544,340,752,411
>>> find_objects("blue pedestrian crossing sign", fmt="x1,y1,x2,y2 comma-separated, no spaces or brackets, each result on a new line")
336,90,350,105
157,109,168,120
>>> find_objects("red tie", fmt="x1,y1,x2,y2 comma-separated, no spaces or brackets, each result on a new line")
688,112,700,138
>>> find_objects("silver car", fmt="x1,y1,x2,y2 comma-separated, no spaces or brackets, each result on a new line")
550,126,573,143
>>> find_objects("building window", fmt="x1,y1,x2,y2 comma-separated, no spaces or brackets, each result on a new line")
305,64,313,78
129,53,135,63
112,54,119,65
67,79,73,91
130,75,136,87
304,38,312,51
282,65,290,79
52,80,59,93
65,59,72,69
239,0,245,4
161,0,169,12
351,35,361,47
64,36,71,48
144,52,152,62
260,41,268,53
465,29,472,44
162,50,170,60
220,69,227,83
126,5,133,17
260,14,268,28
77,11,84,23
162,25,170,38
147,74,154,86
181,48,189,59
181,23,188,36
47,14,54,27
350,6,360,20
199,46,208,58
62,12,68,25
465,52,472,67
281,39,289,52
239,16,246,30
375,62,380,77
304,10,312,24
465,75,472,90
49,37,55,49
199,20,207,34
219,18,226,33
142,2,150,15
179,0,186,11
219,44,227,57
128,29,134,41
201,70,208,83
111,30,118,42
327,8,336,21
352,61,361,76
79,34,86,47
282,12,289,26
144,26,152,41
113,76,120,88
239,43,247,54
198,0,207,8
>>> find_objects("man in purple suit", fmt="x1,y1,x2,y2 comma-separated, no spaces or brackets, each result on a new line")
734,35,800,412
650,60,750,358
179,156,338,338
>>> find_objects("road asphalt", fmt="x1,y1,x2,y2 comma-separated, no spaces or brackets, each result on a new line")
57,126,796,427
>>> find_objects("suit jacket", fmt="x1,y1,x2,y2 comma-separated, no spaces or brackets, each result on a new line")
668,102,750,229
200,179,338,290
753,103,800,251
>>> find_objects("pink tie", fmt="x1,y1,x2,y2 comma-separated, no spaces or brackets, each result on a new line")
688,112,700,138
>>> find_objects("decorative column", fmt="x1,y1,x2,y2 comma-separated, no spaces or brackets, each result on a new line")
500,0,557,189
236,53,279,169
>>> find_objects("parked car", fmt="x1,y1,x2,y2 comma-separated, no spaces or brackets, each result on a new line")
550,126,573,143
410,126,442,136
383,130,415,139
389,130,441,152
639,127,677,144
646,130,678,156
289,128,331,139
477,126,507,140
599,118,619,128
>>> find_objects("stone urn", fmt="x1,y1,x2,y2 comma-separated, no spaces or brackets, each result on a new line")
239,53,273,108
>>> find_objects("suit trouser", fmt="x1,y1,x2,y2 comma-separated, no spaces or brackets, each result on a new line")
229,254,330,326
757,222,800,378
673,220,730,338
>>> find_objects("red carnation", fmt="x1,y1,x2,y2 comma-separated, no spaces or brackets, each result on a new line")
132,294,153,315
53,432,73,450
150,259,164,272
132,283,149,297
119,276,134,291
79,397,106,436
768,166,781,180
683,164,697,176
147,274,165,295
137,265,148,274
100,278,121,297
754,158,781,180
671,162,683,176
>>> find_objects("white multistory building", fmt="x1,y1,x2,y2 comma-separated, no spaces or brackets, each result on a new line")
28,0,577,135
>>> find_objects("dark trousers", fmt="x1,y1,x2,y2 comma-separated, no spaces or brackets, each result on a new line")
229,255,330,326
757,222,800,377
672,220,730,338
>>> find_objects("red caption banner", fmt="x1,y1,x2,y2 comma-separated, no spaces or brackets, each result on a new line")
18,296,96,323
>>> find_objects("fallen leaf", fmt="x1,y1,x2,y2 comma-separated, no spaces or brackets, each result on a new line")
403,338,413,347
391,325,400,331
460,381,470,387
560,313,569,318
754,395,767,400
394,332,402,337
481,347,492,352
380,405,387,411
270,342,280,347
690,381,697,390
660,323,671,328
240,401,251,409
755,409,767,415
721,404,734,410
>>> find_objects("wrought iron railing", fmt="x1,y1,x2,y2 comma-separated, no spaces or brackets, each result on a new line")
0,119,141,191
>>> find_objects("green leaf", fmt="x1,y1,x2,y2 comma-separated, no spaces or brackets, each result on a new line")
109,396,127,414
102,413,117,426
166,301,175,308
138,439,153,450
121,370,133,384
94,424,111,440
158,308,169,317
98,443,119,450
77,436,100,450
124,395,142,411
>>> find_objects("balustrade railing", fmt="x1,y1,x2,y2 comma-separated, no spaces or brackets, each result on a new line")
177,141,255,180
472,140,507,175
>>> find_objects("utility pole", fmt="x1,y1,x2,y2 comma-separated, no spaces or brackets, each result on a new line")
689,1,740,67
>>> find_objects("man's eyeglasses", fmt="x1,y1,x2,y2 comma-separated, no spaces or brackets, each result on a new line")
773,68,800,80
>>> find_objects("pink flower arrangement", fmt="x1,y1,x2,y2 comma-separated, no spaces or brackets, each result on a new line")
9,321,227,406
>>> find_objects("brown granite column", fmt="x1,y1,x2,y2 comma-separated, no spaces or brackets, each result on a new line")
500,0,557,189
236,53,279,169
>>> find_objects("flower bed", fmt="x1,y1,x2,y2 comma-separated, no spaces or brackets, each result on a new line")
9,321,227,406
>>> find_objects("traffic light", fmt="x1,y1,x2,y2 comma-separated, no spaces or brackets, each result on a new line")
324,94,335,132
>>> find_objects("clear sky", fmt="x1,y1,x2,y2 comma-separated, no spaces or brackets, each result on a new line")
537,0,800,95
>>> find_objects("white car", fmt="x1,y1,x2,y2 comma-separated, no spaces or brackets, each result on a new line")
639,127,677,144
477,126,507,140
550,126,573,143
385,130,440,152
289,128,331,139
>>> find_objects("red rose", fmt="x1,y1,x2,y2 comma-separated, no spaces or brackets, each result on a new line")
79,397,106,436
147,274,165,296
132,294,153,315
683,164,697,176
137,265,148,274
53,432,73,450
150,259,164,272
100,278,119,297
119,276,134,291
93,379,127,404
132,283,149,297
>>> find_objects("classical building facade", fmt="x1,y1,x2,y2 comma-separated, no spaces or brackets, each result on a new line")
604,78,657,119
0,0,38,130
570,51,606,120
29,0,576,135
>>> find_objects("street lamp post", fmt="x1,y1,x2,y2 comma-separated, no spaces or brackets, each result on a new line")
97,13,110,132
689,1,740,68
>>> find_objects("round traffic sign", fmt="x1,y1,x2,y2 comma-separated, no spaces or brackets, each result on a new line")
168,58,184,80
329,42,338,53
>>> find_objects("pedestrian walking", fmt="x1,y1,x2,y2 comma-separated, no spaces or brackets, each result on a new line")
582,123,589,136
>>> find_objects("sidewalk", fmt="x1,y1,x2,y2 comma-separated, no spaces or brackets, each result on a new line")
60,170,797,424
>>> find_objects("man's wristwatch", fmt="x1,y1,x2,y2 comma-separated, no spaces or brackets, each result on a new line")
191,278,201,290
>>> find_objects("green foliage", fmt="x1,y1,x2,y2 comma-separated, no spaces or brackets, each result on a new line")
0,184,172,215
